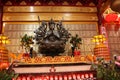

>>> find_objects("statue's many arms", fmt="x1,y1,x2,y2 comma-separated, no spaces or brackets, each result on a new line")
34,19,71,57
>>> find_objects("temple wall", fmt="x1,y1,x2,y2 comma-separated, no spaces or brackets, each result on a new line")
3,6,98,55
105,24,120,56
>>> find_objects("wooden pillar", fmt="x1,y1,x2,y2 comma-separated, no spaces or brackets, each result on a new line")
97,0,104,34
97,0,111,34
0,6,3,34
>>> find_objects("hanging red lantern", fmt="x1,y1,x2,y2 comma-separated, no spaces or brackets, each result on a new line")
105,13,118,22
118,17,120,23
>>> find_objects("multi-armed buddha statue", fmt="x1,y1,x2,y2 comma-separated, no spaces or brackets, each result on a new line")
34,18,71,57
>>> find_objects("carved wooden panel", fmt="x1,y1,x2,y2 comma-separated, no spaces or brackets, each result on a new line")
3,6,98,22
3,13,98,22
3,6,97,13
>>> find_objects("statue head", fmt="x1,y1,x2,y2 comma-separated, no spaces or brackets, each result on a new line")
49,18,55,30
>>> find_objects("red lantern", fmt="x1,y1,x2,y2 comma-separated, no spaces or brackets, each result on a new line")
105,13,118,22
118,17,120,23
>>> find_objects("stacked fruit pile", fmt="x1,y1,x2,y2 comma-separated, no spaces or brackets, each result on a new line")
94,43,110,61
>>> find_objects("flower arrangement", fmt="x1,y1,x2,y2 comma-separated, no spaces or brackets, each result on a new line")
70,34,82,47
20,34,34,52
0,69,18,80
91,58,120,80
70,34,82,53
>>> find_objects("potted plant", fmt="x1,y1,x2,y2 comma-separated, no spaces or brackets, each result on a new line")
0,69,18,80
91,58,120,80
70,34,82,55
20,34,34,57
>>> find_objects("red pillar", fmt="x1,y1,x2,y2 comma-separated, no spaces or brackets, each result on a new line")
0,6,3,34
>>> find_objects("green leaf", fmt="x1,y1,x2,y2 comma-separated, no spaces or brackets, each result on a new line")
0,69,18,80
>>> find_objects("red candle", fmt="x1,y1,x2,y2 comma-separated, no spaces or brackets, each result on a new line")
50,76,53,80
59,75,62,80
68,75,72,80
22,76,26,80
77,74,80,79
81,74,85,79
72,74,76,79
26,76,31,80
64,75,67,80
85,74,89,78
46,76,49,80
90,73,93,78
17,77,21,80
54,75,58,80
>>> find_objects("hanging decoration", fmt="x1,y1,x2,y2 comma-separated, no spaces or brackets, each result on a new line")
104,13,118,22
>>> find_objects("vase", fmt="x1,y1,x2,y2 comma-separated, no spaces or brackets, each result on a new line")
71,47,75,55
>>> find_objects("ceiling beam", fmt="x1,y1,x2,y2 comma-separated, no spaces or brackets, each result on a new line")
0,0,107,6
